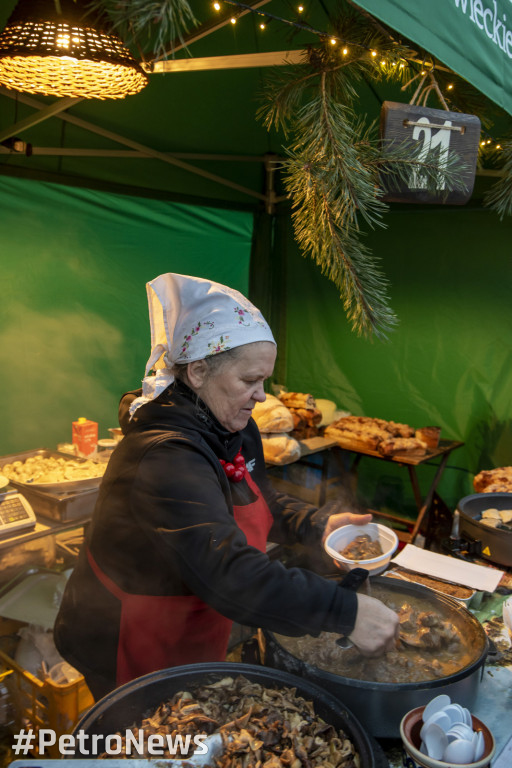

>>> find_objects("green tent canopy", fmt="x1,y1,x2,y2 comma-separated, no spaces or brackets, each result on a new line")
354,0,512,116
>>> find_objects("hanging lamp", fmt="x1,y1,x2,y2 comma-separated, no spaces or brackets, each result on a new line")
0,0,149,99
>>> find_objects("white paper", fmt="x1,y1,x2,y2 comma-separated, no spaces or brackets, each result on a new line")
392,545,504,592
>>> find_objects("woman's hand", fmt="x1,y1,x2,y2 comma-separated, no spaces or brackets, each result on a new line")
322,511,372,545
348,593,400,657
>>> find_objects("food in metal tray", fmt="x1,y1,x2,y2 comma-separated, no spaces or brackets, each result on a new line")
1,455,106,485
101,675,359,767
339,533,384,560
386,569,474,600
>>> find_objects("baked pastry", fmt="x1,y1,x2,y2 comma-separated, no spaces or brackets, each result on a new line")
388,421,415,438
415,426,441,449
252,395,294,434
278,392,317,410
473,466,512,493
290,407,322,429
324,424,382,452
325,414,426,457
261,433,301,465
378,437,427,458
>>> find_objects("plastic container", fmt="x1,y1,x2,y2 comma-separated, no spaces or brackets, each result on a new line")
324,522,399,575
400,705,495,768
96,438,117,462
0,617,94,757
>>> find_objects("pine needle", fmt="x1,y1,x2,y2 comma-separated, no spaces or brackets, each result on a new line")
85,0,198,59
484,140,512,219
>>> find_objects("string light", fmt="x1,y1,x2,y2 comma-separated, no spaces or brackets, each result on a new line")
214,0,468,103
479,134,503,152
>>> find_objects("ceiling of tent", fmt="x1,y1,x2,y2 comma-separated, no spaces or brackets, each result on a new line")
0,0,506,207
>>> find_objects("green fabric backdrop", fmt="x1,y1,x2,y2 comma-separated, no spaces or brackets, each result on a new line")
283,205,512,513
0,176,253,455
1,174,511,520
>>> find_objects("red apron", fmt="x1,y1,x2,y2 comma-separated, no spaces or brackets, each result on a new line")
87,466,273,687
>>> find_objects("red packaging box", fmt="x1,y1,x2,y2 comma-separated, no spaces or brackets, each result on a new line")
72,418,98,457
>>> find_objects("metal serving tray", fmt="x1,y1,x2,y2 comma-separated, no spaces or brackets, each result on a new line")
0,447,104,494
0,449,101,521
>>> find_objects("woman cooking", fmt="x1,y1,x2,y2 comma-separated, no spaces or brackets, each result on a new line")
54,273,399,700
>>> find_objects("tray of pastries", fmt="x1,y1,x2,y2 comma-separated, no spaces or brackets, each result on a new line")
324,415,440,459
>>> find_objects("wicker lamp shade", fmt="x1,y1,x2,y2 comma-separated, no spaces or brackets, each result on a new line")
0,0,149,99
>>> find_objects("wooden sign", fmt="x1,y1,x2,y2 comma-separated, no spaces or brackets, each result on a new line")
380,101,481,205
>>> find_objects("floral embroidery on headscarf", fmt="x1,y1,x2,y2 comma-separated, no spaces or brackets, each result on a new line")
234,306,251,326
207,335,231,355
234,306,267,328
181,320,215,355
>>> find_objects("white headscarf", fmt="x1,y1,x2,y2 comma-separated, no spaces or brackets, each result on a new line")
129,273,276,416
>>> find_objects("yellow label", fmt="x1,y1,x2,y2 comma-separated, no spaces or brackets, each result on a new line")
482,546,491,556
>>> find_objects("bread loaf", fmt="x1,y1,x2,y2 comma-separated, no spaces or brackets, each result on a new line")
261,433,301,465
253,395,294,434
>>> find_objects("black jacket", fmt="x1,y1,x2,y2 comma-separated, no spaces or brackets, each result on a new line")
54,381,357,691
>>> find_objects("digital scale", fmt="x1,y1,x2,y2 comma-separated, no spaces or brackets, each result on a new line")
0,476,37,537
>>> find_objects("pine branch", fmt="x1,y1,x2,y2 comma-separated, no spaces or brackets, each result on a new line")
260,42,470,339
285,151,398,339
85,0,198,59
483,140,512,218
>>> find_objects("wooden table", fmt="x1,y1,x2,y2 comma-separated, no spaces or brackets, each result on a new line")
329,438,464,544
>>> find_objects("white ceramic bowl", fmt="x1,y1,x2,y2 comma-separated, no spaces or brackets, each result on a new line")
324,522,399,575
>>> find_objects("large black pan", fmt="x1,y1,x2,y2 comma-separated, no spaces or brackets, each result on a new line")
458,492,512,567
73,662,380,767
261,576,489,738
